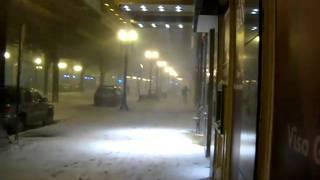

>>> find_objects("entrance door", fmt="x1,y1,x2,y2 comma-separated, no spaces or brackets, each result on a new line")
231,0,260,179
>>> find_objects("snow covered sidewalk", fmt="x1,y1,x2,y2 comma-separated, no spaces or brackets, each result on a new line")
0,93,209,180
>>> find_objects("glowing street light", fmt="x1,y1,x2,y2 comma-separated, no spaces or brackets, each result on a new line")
4,52,10,59
145,50,159,60
170,70,178,77
118,29,138,42
157,61,167,68
164,66,173,73
73,65,83,72
35,65,43,70
58,62,68,69
34,57,42,65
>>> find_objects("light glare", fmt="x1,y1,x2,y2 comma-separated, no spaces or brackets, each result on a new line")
58,62,68,69
4,52,10,59
34,57,42,65
73,65,83,72
91,128,202,156
118,29,127,41
157,61,167,68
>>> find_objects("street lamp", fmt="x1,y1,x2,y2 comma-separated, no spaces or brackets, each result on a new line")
118,29,138,111
73,65,83,72
58,62,68,69
4,52,10,59
145,50,159,96
157,60,167,68
34,57,42,65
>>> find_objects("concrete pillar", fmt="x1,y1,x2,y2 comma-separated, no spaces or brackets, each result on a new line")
0,0,9,86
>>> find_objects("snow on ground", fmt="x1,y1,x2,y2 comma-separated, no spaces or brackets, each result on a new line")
0,92,209,180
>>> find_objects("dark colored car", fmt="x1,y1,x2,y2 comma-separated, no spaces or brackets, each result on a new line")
0,86,54,133
94,86,122,106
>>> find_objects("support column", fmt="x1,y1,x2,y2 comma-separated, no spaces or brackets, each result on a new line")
155,66,159,97
79,65,86,91
0,0,9,86
99,59,105,86
120,45,129,111
43,55,50,96
50,48,59,103
148,61,153,96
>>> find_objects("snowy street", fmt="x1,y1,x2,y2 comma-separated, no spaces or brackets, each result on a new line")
0,92,209,180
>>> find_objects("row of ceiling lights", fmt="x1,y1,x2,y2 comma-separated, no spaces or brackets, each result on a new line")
138,23,183,29
104,3,131,24
104,3,185,27
123,5,183,12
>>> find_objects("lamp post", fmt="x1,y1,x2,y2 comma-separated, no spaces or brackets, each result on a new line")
118,29,138,111
144,50,159,96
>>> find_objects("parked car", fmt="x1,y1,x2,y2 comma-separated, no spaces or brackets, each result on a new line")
94,86,122,107
0,86,54,134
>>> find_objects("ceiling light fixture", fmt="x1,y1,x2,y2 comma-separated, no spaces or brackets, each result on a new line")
123,5,131,11
158,5,165,12
165,24,170,29
178,24,183,29
140,5,148,11
138,24,144,28
151,23,157,28
176,5,182,12
251,26,258,31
